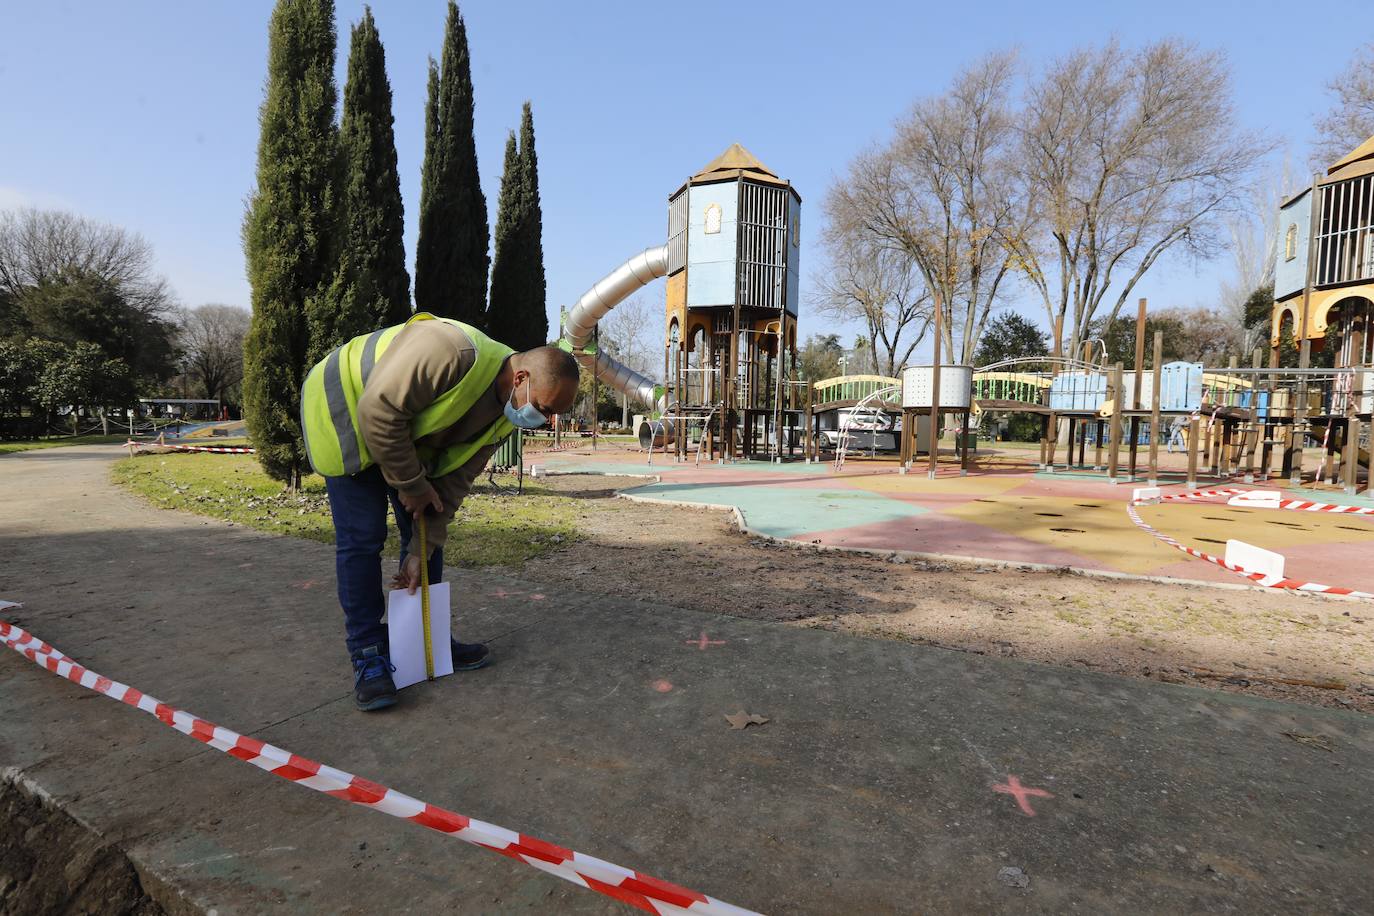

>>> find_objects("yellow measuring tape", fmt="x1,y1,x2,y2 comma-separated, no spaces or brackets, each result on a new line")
416,514,434,680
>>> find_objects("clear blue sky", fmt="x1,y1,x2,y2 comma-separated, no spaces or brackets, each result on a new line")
2,1,1370,358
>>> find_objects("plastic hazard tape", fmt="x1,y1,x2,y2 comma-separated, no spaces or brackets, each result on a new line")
1277,497,1374,516
1127,488,1374,599
0,619,757,915
126,439,256,454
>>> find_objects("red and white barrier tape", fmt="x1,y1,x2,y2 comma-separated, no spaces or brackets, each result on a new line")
1127,488,1374,599
0,619,756,915
1277,497,1374,516
127,440,256,454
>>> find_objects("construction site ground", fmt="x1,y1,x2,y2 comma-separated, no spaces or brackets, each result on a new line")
1,443,1372,914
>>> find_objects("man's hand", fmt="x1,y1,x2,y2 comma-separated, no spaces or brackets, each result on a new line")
398,483,443,521
390,554,423,594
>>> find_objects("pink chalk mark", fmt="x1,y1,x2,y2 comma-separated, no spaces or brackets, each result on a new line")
992,775,1054,816
489,588,518,599
529,593,546,601
686,631,725,651
652,679,673,693
294,579,319,591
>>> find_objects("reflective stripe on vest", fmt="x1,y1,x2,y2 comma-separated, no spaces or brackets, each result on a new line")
300,314,515,478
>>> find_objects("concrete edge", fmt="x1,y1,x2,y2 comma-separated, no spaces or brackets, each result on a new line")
1,766,202,916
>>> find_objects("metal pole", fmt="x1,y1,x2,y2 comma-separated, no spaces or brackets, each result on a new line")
592,326,599,451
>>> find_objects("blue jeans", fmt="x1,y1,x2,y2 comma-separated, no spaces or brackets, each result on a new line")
324,466,445,656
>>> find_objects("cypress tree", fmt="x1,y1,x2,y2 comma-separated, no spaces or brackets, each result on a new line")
517,102,548,348
242,0,339,487
487,102,548,350
315,5,411,364
487,130,523,346
414,1,488,325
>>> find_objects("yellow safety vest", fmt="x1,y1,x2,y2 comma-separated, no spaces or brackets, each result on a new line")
300,313,515,479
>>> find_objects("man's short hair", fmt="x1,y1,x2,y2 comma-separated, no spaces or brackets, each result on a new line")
524,346,580,387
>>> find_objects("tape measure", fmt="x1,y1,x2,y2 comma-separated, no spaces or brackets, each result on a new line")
417,515,435,680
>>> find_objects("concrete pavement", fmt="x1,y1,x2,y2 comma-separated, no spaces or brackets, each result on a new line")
1,445,1372,914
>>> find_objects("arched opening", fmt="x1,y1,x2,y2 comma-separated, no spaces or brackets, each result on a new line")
687,325,708,407
1329,296,1373,367
1274,308,1300,369
666,318,680,405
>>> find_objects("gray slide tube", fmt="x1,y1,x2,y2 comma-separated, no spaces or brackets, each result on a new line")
564,245,669,408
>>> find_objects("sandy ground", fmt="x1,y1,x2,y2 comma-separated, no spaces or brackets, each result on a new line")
516,473,1374,715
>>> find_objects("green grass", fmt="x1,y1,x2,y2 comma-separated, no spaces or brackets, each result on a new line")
0,434,131,454
112,453,582,568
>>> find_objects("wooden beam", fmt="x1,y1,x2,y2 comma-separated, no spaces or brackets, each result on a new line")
1186,416,1200,489
1107,363,1124,482
1128,298,1146,478
1148,331,1163,486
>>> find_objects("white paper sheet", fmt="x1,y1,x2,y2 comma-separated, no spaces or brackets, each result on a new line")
387,583,454,689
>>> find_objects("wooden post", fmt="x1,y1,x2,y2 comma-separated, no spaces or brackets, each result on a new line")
1038,413,1049,470
898,408,908,468
1261,345,1278,478
1186,416,1200,489
960,410,971,476
1128,298,1146,479
1107,362,1124,482
1045,315,1063,472
1094,419,1104,470
1357,322,1368,494
1148,331,1163,486
1242,348,1262,482
1065,416,1075,469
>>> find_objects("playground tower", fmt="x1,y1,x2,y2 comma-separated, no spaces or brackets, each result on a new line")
1272,134,1374,369
663,144,803,458
563,143,804,460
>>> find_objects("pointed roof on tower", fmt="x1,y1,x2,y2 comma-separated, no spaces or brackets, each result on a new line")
681,142,797,197
695,143,777,179
1321,132,1374,184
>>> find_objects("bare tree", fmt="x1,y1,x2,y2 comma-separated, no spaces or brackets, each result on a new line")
598,294,656,422
1008,40,1270,359
0,208,173,321
600,294,654,377
827,51,1025,365
1312,43,1374,169
179,304,251,404
1218,160,1291,354
815,237,930,376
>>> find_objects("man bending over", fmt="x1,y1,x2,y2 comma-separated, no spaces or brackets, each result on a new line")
301,313,579,710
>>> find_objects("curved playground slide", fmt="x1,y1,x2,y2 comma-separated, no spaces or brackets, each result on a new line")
564,245,669,409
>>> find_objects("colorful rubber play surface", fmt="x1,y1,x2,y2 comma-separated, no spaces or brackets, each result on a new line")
534,450,1374,593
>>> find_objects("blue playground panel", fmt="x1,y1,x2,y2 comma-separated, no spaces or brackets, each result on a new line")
1159,362,1203,412
627,481,926,539
1049,373,1107,411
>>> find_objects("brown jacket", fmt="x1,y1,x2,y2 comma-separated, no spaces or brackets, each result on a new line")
355,321,506,558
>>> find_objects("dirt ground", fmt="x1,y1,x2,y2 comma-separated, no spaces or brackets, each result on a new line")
516,473,1374,716
0,778,165,916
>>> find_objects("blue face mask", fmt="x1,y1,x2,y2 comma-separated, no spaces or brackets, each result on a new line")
504,376,547,429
